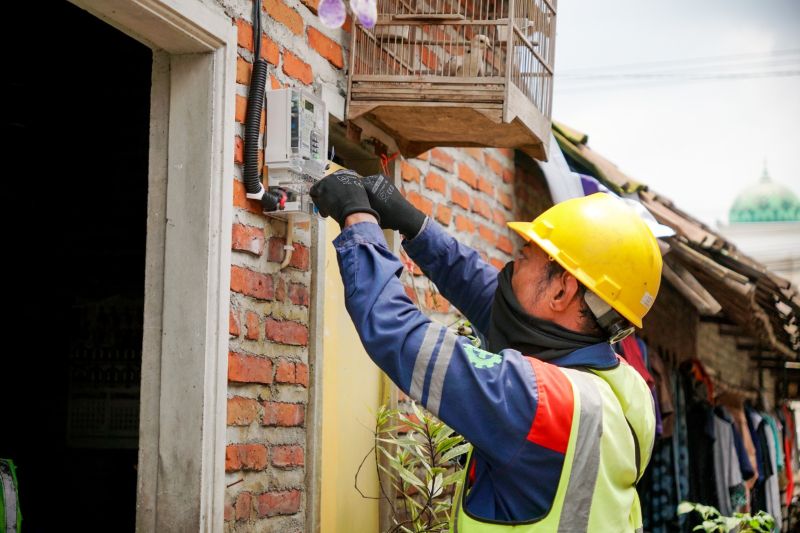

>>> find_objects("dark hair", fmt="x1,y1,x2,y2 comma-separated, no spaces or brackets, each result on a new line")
541,260,605,338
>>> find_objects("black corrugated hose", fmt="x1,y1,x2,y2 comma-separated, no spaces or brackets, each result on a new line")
244,0,284,212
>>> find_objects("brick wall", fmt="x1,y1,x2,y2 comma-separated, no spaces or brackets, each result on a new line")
640,282,698,365
695,322,775,401
400,148,553,324
224,0,350,530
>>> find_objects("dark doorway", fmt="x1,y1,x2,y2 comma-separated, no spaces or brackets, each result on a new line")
3,2,151,531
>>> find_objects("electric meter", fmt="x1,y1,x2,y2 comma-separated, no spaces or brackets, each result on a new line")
264,88,328,215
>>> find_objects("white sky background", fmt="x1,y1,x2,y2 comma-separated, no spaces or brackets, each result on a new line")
551,0,800,227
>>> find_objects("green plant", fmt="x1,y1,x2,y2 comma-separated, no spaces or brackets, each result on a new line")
358,402,469,533
677,501,775,532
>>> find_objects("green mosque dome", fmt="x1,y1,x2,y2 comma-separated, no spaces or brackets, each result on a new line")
729,166,800,223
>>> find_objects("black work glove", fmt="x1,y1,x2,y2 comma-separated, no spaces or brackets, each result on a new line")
361,174,426,239
309,169,379,228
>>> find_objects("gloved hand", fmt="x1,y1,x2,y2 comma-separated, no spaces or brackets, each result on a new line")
361,174,426,238
309,169,379,228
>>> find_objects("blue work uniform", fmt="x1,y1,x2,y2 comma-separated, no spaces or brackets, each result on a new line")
333,219,654,526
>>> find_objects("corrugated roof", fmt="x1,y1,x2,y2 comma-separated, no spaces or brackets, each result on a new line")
552,123,799,358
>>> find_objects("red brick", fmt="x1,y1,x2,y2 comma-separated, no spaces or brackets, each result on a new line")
478,224,497,246
497,235,515,255
227,396,261,426
301,0,319,13
424,290,450,313
257,490,301,517
282,50,313,85
401,160,421,183
464,148,484,162
420,45,438,70
405,191,433,217
262,402,305,426
489,257,506,270
275,359,295,383
272,445,305,468
498,191,513,210
235,492,252,521
230,265,275,300
307,27,344,68
477,176,495,196
235,94,247,123
230,308,241,337
229,352,273,384
236,19,255,52
484,154,505,176
451,188,470,210
404,285,418,303
260,35,280,65
424,171,446,194
234,135,244,164
226,444,268,471
296,363,309,387
236,57,252,85
232,224,265,256
233,179,262,215
265,318,309,346
264,0,304,35
224,502,235,522
454,215,475,234
415,151,429,161
270,73,283,90
430,148,454,173
287,283,309,306
471,197,492,220
502,169,514,183
225,445,241,472
268,238,310,270
493,210,509,227
435,204,453,226
245,311,260,340
274,360,308,386
457,163,478,189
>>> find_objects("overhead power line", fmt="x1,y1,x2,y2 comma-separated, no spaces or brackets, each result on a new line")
557,48,800,75
558,57,800,80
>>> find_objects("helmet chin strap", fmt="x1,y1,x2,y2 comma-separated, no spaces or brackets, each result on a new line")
584,291,636,344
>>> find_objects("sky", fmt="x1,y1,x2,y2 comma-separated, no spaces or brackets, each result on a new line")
551,0,800,227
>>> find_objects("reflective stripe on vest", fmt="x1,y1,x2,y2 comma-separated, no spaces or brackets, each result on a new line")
451,363,653,532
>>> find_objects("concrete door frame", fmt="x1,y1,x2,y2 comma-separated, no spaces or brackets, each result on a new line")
68,1,236,530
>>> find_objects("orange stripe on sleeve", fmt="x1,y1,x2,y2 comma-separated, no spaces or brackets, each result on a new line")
525,358,575,454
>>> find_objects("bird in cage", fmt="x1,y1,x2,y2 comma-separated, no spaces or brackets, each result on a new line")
447,34,491,77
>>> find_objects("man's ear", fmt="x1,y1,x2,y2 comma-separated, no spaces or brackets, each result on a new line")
549,271,581,312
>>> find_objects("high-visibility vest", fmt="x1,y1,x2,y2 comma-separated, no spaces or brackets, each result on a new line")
451,361,654,532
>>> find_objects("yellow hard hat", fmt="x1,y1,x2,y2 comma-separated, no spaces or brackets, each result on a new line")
508,193,662,328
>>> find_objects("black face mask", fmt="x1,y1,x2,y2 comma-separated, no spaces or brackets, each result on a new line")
486,262,606,360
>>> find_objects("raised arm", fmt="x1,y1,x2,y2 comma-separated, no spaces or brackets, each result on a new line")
402,219,499,335
333,221,575,466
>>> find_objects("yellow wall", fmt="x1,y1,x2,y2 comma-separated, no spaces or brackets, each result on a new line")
320,217,383,533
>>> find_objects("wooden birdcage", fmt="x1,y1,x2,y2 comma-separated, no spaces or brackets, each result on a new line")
346,0,556,160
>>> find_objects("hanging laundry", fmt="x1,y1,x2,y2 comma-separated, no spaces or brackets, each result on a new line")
712,412,745,515
650,351,675,438
681,360,718,508
780,403,796,508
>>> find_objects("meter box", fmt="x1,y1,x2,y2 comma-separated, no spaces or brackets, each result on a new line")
264,88,328,214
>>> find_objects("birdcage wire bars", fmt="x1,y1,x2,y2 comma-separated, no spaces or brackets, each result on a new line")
346,0,556,158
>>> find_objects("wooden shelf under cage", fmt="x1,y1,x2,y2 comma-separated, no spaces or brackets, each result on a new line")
347,78,550,161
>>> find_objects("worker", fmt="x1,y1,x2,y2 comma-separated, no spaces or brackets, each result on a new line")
310,168,661,531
